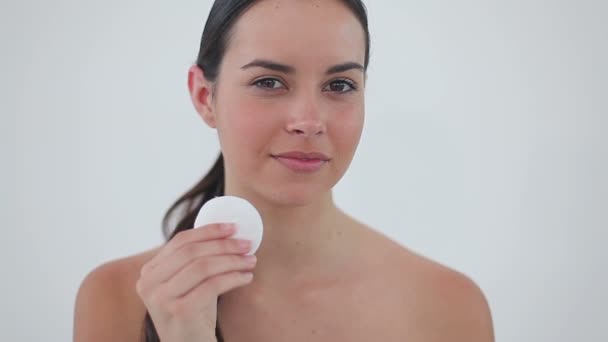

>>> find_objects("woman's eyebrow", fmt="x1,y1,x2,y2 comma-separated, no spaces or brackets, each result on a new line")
325,62,364,75
240,59,364,75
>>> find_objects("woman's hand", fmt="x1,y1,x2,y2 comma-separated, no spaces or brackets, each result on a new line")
136,223,256,342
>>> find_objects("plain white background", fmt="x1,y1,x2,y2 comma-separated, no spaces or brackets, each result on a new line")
2,0,606,340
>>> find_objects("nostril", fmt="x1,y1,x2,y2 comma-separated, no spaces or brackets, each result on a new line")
286,124,324,136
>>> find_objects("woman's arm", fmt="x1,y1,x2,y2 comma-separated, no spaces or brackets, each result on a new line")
433,273,495,342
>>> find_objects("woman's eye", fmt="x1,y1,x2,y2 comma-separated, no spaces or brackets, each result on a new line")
324,80,357,93
254,78,284,89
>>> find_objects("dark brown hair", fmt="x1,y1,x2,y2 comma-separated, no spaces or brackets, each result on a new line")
143,0,370,340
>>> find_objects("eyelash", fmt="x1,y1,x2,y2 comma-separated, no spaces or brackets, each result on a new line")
251,77,358,94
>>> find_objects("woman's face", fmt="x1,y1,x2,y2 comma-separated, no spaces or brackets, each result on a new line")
192,0,366,206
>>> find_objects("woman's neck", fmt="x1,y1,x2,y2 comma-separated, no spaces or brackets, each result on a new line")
223,189,363,290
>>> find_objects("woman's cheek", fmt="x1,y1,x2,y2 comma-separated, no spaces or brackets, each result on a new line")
331,105,364,141
233,100,275,134
222,100,277,158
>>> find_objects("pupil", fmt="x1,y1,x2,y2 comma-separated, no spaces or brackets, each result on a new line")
332,83,345,91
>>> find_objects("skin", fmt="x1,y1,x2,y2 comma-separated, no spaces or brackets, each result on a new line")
73,1,495,341
188,0,366,291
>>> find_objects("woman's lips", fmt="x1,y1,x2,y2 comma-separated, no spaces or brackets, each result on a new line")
271,151,330,173
272,156,327,172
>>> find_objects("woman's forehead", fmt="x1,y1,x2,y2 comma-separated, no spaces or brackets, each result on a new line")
223,0,366,69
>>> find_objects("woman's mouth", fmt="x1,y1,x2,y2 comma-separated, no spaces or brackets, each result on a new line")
271,151,330,173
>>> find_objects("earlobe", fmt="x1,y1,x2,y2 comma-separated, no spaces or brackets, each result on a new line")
187,64,217,128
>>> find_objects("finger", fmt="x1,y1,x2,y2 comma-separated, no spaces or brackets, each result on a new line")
143,223,237,273
141,238,253,286
179,270,255,305
163,254,257,298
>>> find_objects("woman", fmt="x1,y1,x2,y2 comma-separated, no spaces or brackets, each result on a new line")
74,0,495,341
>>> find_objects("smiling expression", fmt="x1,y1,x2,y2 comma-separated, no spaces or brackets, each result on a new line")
191,0,367,205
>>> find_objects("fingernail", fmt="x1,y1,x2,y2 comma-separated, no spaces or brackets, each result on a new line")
221,223,236,231
244,255,257,265
238,240,252,250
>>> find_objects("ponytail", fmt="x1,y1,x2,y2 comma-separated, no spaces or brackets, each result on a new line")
142,153,226,342
164,154,225,240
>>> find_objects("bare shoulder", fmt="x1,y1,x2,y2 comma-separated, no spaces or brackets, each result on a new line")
362,226,495,342
404,250,495,341
73,246,162,342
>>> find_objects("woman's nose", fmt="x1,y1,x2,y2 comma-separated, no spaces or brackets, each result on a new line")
286,120,325,137
285,94,327,137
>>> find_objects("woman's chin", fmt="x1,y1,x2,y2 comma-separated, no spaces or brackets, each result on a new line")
262,185,329,208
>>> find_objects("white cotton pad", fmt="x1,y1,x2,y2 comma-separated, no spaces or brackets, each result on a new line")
194,196,264,255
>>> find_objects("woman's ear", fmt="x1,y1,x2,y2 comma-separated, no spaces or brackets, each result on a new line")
188,64,216,128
